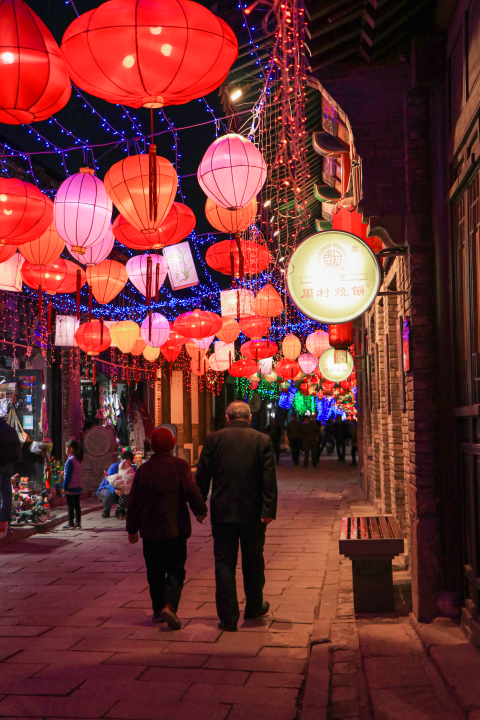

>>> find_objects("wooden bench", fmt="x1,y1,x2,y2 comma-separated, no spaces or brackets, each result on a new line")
339,516,405,613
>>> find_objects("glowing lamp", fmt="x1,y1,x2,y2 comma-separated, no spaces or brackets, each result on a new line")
130,337,147,356
86,260,128,304
298,353,317,375
191,356,209,376
140,313,170,347
319,348,354,383
282,333,301,360
109,320,140,354
75,321,111,356
19,222,64,265
306,330,330,357
217,316,240,343
0,253,24,291
112,202,195,251
275,359,300,380
0,245,16,264
69,225,114,265
229,358,258,377
185,340,205,360
0,178,53,245
239,315,271,339
209,352,230,372
328,322,354,363
193,335,215,351
253,284,283,317
143,345,160,362
126,254,168,297
174,309,222,339
161,344,181,363
241,339,277,360
206,239,271,276
205,197,257,233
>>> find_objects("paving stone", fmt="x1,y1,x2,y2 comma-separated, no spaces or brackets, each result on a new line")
368,687,459,720
358,624,422,657
227,705,298,720
0,694,117,718
183,683,298,705
105,700,229,720
364,656,430,689
245,672,303,688
429,643,480,714
140,667,248,685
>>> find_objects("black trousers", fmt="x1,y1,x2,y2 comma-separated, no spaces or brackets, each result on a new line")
212,522,266,626
303,438,318,467
336,438,346,461
289,438,302,466
351,445,357,464
142,536,187,613
66,494,81,525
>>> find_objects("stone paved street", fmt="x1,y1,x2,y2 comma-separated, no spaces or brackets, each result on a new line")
0,456,354,720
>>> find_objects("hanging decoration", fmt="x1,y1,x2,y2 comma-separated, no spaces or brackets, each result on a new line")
161,344,181,363
163,241,199,290
21,259,86,295
185,340,205,361
0,245,16,264
130,337,147,356
275,358,301,380
112,202,195,251
220,289,254,318
238,315,271,339
298,353,317,375
217,316,240,343
69,225,115,266
205,198,257,233
259,358,274,376
319,348,354,383
241,340,278,361
206,239,271,277
253,284,284,318
0,253,24,292
19,222,65,265
75,321,111,356
167,323,187,347
191,356,209,376
109,320,140,354
209,352,230,372
0,178,53,245
306,330,330,357
55,315,79,347
174,309,222,339
143,346,160,362
198,133,267,210
140,313,170,347
229,358,258,377
86,260,128,304
282,334,302,360
126,254,168,299
328,322,354,363
193,335,215,351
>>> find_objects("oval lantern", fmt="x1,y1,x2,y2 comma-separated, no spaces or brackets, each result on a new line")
264,371,278,383
69,225,114,266
306,330,330,357
54,169,112,255
205,197,257,233
254,284,283,317
86,260,128,304
329,322,354,363
239,315,271,339
193,335,215,351
206,239,271,276
140,312,170,347
104,154,177,235
75,321,111,356
191,356,209,376
174,309,222,339
216,316,240,344
21,258,86,294
209,352,230,372
109,320,140,354
126,254,168,298
161,344,181,363
275,358,300,380
19,222,64,265
198,133,267,210
61,0,238,109
167,323,187,347
130,337,146,356
55,259,87,294
0,0,71,125
282,333,301,360
186,340,206,361
0,245,16,263
113,202,195,250
229,358,258,377
143,345,160,362
241,339,277,360
0,178,53,245
298,353,317,375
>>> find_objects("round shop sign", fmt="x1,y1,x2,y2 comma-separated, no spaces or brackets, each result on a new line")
319,348,354,383
286,230,382,323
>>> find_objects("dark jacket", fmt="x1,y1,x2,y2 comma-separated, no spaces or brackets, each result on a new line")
0,419,22,465
126,452,207,540
195,420,277,524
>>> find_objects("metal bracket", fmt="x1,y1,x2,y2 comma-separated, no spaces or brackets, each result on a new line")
377,247,408,258
377,291,408,296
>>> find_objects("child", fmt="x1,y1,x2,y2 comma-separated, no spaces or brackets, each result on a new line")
108,458,135,519
63,440,83,529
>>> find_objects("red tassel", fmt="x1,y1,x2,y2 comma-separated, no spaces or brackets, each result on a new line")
76,269,81,319
149,143,158,222
47,300,52,334
146,255,152,306
88,285,93,322
127,366,130,386
235,233,244,280
135,367,139,384
92,361,96,385
38,286,42,322
155,263,160,301
154,359,157,378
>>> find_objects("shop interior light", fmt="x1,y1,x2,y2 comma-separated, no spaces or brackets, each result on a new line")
230,88,242,101
263,199,271,207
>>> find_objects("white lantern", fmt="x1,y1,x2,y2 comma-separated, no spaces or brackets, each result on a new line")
193,335,215,350
0,253,24,292
55,315,79,347
259,357,273,375
220,288,255,318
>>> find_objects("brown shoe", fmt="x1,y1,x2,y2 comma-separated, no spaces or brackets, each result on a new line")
160,605,182,630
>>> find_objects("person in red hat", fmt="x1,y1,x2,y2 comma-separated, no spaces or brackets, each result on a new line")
126,426,207,630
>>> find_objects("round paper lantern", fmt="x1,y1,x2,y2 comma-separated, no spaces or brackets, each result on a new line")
205,197,257,233
126,254,168,297
21,259,86,294
282,334,301,360
185,340,205,360
55,259,87,293
0,245,16,263
54,169,112,255
130,337,146,356
323,380,335,393
140,312,170,347
19,222,64,265
198,134,267,210
254,284,283,317
104,154,177,235
69,225,114,266
0,0,71,125
61,0,238,109
167,323,187,347
340,379,353,390
209,352,230,372
241,339,277,360
0,178,53,245
174,309,222,339
264,372,278,383
229,358,258,377
206,239,271,276
217,316,240,344
239,315,271,339
191,356,209,376
75,321,111,356
161,344,181,363
329,322,354,363
143,345,160,362
109,320,140,354
275,358,300,380
113,202,195,250
193,335,215,351
306,330,330,357
298,353,317,375
86,260,128,304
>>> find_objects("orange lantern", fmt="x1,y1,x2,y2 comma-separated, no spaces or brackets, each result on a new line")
143,346,160,362
217,316,240,343
109,320,139,354
306,330,330,357
113,202,195,250
130,337,147,356
0,177,54,245
86,260,128,304
205,197,257,233
21,258,86,294
275,358,300,380
185,340,206,361
190,356,209,376
253,284,283,317
229,358,258,377
167,323,187,347
174,309,222,339
104,153,177,235
239,315,271,338
75,321,111,356
19,222,64,265
282,334,301,360
206,239,271,277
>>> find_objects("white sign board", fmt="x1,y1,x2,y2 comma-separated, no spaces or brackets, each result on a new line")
55,315,79,347
220,288,255,318
163,241,199,290
0,253,24,292
319,348,354,382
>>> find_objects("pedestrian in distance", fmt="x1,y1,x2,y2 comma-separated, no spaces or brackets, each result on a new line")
266,423,282,464
127,427,207,630
0,405,22,533
334,415,347,462
97,450,134,518
63,440,83,529
350,420,358,465
196,401,278,632
301,414,320,468
286,413,302,466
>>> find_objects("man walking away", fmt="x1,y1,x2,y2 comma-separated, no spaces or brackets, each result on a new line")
286,413,302,466
0,407,22,532
334,415,347,462
301,415,320,468
196,401,277,632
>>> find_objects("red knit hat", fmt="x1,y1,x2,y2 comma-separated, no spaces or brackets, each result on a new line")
151,427,176,453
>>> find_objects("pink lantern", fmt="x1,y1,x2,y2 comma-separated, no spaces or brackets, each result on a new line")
126,254,168,298
198,133,267,210
193,335,215,350
209,352,229,372
54,168,112,255
68,225,114,265
140,312,170,347
306,330,330,357
298,353,317,374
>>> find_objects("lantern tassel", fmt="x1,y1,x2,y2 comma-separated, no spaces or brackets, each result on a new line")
155,262,160,302
149,310,152,342
88,285,93,322
127,366,130,386
235,233,244,280
92,360,96,385
47,300,52,335
76,269,81,319
38,286,42,323
149,144,158,222
100,317,104,345
146,255,152,306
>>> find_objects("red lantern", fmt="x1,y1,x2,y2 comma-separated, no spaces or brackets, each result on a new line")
241,339,277,360
323,380,335,393
229,358,258,377
340,379,353,390
216,316,240,344
0,178,53,245
75,321,111,356
254,284,283,318
239,315,271,339
206,239,271,277
167,323,187,347
300,380,310,395
329,322,354,363
174,309,222,339
275,359,300,380
113,202,195,250
61,0,238,109
21,259,86,294
160,344,181,363
0,0,71,125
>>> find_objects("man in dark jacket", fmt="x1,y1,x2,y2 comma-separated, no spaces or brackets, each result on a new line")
196,401,277,632
0,412,22,528
333,415,348,462
127,427,207,630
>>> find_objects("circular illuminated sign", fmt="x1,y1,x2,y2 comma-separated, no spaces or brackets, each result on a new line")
286,230,382,323
319,348,354,382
